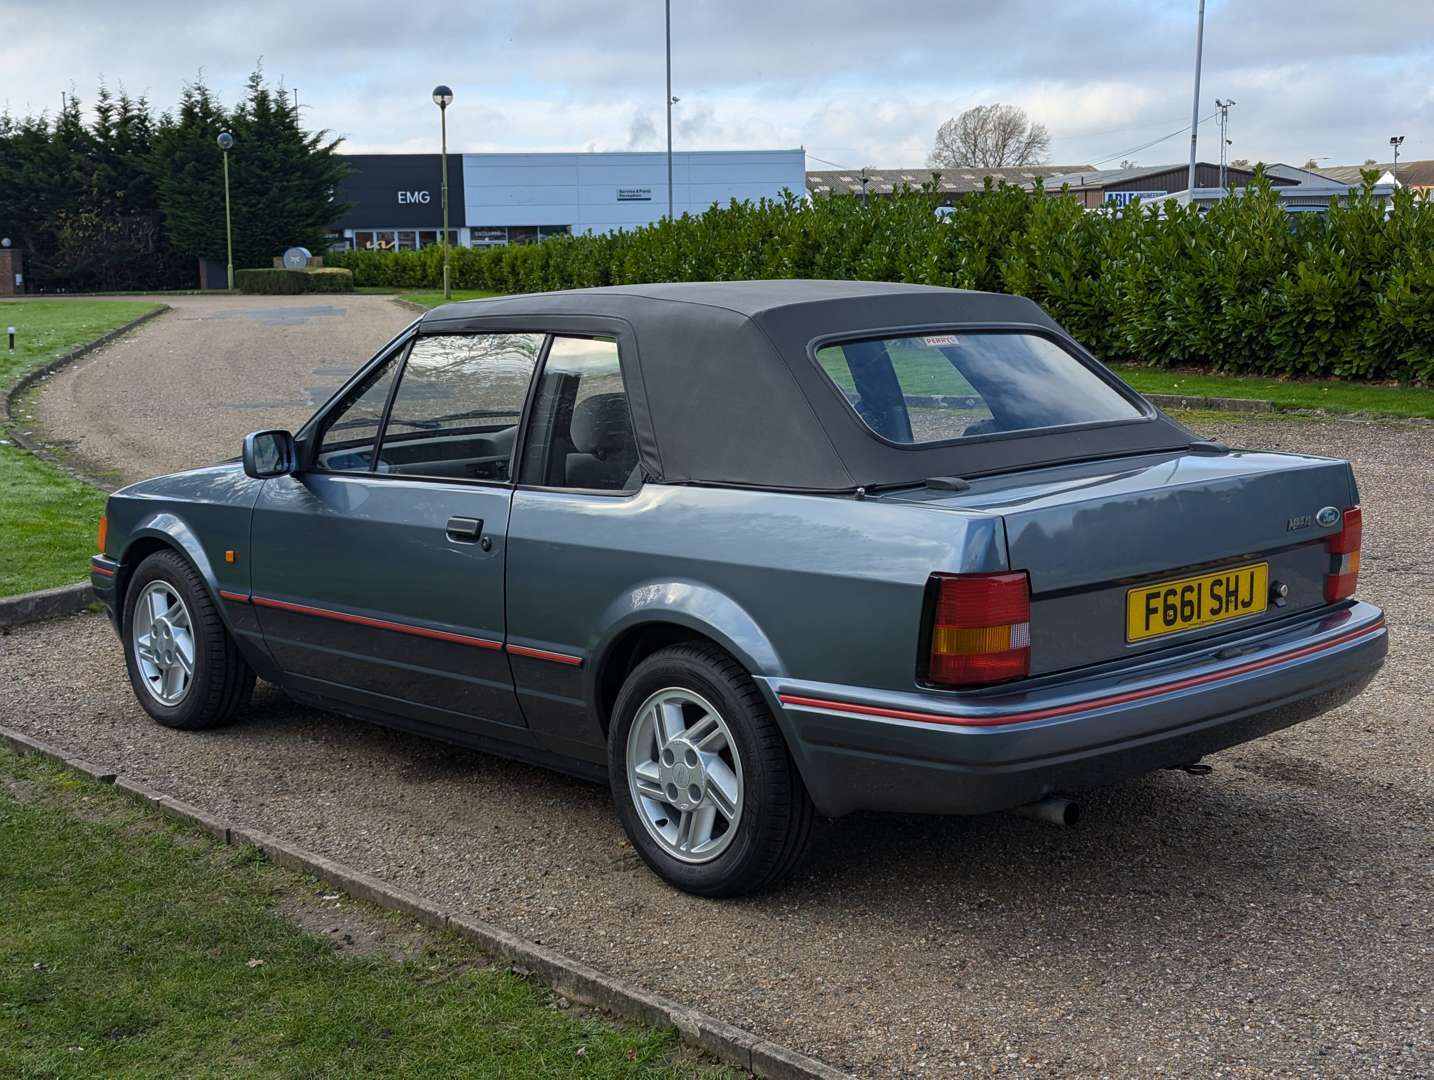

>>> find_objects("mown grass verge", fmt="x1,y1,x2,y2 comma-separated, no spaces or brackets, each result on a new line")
0,746,734,1080
1110,364,1434,419
0,300,163,597
395,289,501,308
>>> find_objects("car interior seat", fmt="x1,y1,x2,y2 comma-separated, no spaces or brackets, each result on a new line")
565,393,638,489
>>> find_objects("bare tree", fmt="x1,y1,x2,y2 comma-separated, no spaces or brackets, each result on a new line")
1301,158,1320,169
928,104,1051,169
1230,158,1250,168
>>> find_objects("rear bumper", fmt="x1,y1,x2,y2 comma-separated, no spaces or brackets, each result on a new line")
763,602,1387,817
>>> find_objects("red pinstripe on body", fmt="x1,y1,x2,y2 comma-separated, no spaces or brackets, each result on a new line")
506,643,584,667
779,619,1385,729
248,594,504,651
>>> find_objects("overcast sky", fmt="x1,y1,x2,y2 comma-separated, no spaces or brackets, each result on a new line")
5,0,1431,170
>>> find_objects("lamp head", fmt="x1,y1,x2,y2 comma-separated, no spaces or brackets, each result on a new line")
432,85,454,109
217,131,234,151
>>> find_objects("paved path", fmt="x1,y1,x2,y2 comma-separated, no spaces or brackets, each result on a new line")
6,365,1433,1075
30,294,415,486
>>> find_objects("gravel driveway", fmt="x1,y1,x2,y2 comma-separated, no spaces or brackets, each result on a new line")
5,302,1431,1077
27,293,414,485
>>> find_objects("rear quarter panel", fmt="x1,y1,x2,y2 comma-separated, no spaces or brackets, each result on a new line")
506,484,1007,698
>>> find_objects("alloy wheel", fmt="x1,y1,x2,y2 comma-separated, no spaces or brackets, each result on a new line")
131,580,196,706
625,687,744,863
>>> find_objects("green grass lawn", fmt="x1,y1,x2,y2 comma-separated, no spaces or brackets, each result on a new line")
0,300,163,597
395,289,501,308
0,299,160,390
0,748,733,1080
0,445,108,596
1109,364,1434,419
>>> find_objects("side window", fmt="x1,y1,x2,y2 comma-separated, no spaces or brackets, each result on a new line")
519,337,639,491
375,332,542,482
314,348,402,472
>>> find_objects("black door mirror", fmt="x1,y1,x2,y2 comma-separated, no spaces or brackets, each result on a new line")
242,429,298,478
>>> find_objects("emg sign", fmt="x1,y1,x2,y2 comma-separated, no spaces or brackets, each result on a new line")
398,190,432,205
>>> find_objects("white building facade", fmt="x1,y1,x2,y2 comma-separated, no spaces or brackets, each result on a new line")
334,149,806,251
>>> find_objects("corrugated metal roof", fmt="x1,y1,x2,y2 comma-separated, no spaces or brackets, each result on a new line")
1322,160,1433,186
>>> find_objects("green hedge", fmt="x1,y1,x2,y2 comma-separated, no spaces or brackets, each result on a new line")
234,267,354,294
328,175,1434,381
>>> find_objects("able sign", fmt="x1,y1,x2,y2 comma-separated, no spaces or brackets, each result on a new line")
1105,190,1166,209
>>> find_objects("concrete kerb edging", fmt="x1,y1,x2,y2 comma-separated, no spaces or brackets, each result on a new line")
0,582,95,629
0,723,854,1080
1,303,169,488
1145,391,1277,413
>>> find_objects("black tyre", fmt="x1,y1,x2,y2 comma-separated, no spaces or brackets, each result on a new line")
121,550,254,730
608,642,814,897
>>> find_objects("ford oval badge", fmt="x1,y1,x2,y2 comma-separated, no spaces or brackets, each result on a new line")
1316,506,1341,527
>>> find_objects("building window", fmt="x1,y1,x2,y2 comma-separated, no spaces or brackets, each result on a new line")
465,225,573,249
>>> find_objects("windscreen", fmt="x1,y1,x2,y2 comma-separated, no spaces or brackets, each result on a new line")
814,331,1144,445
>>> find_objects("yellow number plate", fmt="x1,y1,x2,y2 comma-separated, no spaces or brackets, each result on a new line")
1126,562,1269,643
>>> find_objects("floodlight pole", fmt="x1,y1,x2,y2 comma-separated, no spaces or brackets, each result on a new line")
1187,0,1206,198
1215,99,1235,190
665,0,674,222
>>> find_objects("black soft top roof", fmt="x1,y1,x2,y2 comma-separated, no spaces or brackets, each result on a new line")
421,281,1196,492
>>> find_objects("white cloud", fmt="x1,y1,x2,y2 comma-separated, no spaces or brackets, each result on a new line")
3,0,1430,169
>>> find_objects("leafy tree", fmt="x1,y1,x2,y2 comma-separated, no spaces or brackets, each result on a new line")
928,104,1050,169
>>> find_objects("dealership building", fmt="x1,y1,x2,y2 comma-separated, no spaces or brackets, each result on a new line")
333,149,806,250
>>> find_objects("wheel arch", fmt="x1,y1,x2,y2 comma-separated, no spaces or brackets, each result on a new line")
586,581,785,737
116,514,222,617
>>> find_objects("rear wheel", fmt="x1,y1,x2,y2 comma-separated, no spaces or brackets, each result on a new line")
608,642,813,897
122,550,253,730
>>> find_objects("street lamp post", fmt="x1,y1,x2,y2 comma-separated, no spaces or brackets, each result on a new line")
665,0,674,222
432,85,454,301
1389,135,1405,185
1186,0,1207,198
217,131,235,290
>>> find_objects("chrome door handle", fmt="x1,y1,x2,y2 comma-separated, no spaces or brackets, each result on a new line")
446,516,483,542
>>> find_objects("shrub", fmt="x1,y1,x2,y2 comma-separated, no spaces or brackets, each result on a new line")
325,176,1434,381
234,267,354,294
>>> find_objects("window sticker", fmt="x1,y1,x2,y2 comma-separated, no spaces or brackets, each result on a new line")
922,334,960,347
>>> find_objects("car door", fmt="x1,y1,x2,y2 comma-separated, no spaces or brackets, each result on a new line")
504,335,645,764
248,330,544,738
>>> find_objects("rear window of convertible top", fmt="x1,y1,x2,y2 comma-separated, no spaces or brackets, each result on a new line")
813,331,1144,445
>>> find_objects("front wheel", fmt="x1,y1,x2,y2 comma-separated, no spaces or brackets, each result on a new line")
122,550,254,730
608,642,814,897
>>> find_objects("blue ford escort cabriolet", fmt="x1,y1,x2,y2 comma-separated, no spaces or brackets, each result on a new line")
90,281,1386,896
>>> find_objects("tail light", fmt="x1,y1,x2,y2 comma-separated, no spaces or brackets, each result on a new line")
926,571,1031,687
97,513,108,555
1324,506,1362,603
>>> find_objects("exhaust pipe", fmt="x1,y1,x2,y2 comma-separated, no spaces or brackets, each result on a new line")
1013,795,1080,828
